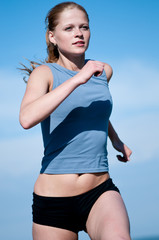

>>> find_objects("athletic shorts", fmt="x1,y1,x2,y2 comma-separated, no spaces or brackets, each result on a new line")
32,178,120,233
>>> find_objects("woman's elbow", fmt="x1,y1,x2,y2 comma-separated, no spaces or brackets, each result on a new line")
19,112,32,129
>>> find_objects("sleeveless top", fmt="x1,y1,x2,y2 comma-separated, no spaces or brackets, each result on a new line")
40,61,113,174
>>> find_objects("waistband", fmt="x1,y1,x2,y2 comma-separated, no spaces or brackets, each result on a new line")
33,178,118,201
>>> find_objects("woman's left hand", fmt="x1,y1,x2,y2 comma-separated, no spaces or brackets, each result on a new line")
112,140,132,162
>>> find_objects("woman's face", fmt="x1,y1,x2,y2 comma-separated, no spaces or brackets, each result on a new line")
49,8,90,58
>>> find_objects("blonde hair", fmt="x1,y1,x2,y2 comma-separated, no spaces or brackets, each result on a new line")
19,2,89,81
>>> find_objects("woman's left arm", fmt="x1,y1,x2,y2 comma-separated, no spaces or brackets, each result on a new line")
108,121,132,162
104,63,132,162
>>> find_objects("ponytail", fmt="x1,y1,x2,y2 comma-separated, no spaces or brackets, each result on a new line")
45,29,59,63
18,31,59,83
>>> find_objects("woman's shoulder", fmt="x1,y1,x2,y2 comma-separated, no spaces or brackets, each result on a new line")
103,63,113,83
34,63,53,74
87,59,113,82
27,64,53,91
32,64,53,80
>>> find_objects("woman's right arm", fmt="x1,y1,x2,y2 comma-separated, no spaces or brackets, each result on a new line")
20,65,81,129
19,61,105,129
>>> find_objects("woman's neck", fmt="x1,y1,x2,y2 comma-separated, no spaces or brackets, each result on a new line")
57,54,85,71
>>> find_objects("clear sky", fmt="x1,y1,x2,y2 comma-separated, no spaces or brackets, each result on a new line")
0,0,159,239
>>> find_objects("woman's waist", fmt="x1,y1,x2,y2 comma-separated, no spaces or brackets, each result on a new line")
34,172,110,197
41,152,108,174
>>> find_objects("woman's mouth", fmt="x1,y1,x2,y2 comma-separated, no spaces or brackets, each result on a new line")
73,41,85,46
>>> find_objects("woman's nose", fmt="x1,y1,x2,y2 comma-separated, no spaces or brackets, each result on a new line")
74,28,83,37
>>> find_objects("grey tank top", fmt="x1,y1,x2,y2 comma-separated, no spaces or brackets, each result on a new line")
40,61,113,174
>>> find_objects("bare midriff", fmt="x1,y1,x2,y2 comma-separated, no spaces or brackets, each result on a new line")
34,172,110,197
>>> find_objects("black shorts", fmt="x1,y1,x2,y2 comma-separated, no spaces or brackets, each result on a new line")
32,178,120,233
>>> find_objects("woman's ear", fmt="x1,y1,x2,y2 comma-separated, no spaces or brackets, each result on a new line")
49,31,57,45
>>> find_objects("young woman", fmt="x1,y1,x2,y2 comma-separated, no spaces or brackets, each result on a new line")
19,2,132,240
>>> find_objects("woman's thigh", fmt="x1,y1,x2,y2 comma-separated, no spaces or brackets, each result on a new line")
86,191,131,240
32,223,78,240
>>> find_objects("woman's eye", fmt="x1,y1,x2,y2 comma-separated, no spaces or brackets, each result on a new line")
65,27,72,31
82,25,89,30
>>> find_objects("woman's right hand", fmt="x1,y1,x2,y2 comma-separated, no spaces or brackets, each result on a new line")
77,60,105,84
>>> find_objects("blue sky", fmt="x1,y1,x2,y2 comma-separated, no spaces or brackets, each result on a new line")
0,0,159,239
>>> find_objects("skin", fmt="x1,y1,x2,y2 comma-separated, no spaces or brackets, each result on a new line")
20,7,132,240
